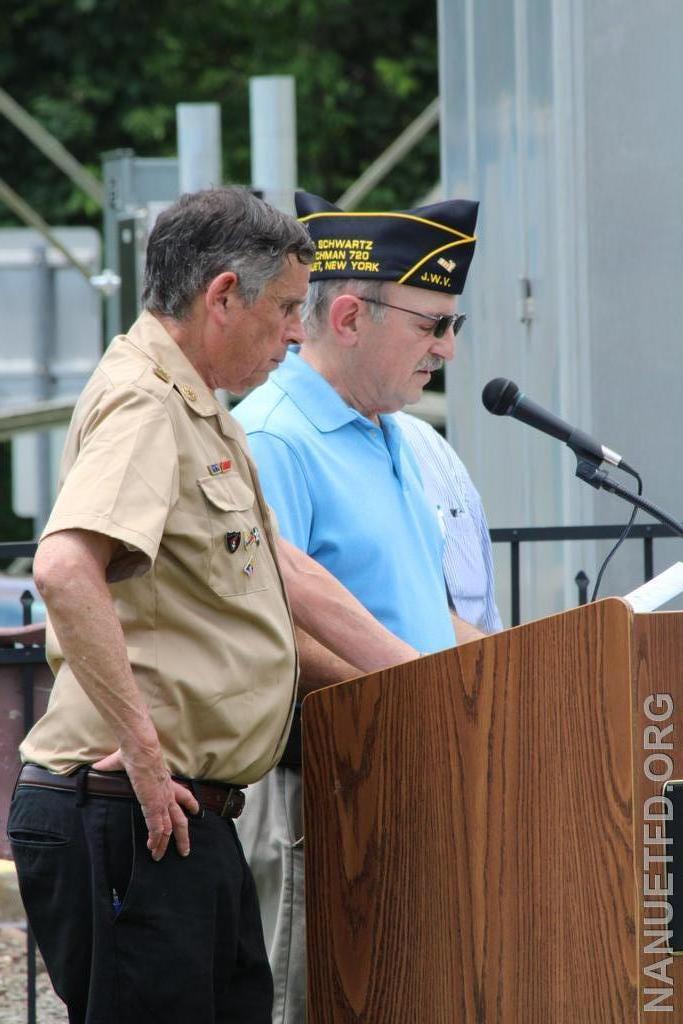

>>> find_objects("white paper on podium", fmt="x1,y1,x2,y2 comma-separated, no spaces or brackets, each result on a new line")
624,562,683,613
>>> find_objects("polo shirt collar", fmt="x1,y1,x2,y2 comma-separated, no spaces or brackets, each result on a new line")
126,311,224,420
272,350,365,433
273,351,412,484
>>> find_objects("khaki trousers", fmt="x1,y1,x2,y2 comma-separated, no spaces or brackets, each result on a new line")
236,766,306,1024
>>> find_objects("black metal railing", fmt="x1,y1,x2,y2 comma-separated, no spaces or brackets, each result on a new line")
0,542,40,560
489,523,677,626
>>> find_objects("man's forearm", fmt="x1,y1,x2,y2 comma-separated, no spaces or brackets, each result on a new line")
277,536,418,671
33,529,197,858
34,531,158,751
295,627,359,695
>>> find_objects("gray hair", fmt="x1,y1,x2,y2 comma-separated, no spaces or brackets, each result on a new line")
141,187,315,320
302,278,388,335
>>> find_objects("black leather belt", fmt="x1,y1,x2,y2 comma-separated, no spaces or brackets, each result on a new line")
278,703,302,769
18,763,246,819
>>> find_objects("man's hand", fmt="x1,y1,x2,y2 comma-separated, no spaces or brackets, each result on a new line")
93,748,199,861
451,612,487,645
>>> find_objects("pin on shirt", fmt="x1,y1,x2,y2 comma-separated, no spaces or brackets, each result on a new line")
208,459,232,476
243,526,261,575
244,526,261,548
225,531,241,554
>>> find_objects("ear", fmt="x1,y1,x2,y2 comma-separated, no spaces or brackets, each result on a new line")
205,272,240,320
328,293,364,348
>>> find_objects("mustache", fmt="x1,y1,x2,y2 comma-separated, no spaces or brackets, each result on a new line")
415,356,445,373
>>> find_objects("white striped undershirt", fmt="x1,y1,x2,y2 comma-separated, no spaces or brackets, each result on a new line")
394,410,502,634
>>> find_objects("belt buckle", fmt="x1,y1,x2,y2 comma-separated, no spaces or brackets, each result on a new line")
220,787,245,818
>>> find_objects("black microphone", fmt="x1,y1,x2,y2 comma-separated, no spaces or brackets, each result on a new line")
482,377,627,469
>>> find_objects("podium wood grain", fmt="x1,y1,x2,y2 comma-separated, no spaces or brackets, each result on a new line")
303,600,645,1022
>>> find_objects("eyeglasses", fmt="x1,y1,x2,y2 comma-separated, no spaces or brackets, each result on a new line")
359,297,467,339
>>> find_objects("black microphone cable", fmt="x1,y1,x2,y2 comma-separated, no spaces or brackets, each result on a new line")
590,464,643,602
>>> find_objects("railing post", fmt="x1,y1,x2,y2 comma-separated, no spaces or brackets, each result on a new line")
20,591,36,731
26,928,37,1024
644,533,654,582
575,570,590,606
19,588,37,1024
510,536,521,626
20,589,34,627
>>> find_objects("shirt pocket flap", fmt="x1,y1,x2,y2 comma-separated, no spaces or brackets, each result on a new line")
197,474,254,512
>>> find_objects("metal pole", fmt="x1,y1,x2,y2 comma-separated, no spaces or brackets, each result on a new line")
0,87,104,206
510,538,521,626
249,76,297,213
336,98,440,210
0,177,95,282
0,396,77,440
26,927,37,1024
644,535,654,582
19,589,38,1024
176,104,223,194
34,247,56,533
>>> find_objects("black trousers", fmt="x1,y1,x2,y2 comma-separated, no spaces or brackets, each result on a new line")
8,783,273,1024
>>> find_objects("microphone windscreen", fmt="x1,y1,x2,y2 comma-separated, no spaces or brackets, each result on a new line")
482,378,520,415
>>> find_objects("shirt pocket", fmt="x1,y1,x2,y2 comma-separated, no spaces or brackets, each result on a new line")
443,509,487,602
197,474,269,597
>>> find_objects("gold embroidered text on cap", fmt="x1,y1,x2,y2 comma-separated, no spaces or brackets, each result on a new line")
295,191,479,296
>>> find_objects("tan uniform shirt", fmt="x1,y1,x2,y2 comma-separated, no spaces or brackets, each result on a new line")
21,312,297,784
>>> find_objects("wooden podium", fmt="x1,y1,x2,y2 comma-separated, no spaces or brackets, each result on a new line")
302,599,683,1023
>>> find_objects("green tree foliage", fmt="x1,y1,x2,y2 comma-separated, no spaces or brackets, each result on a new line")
0,443,34,544
0,0,440,227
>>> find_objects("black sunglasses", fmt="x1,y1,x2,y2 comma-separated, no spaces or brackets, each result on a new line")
359,297,467,339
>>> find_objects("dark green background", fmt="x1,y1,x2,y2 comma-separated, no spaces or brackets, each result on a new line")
0,0,439,225
0,0,440,540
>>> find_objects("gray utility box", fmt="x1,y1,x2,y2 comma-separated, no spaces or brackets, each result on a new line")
0,227,102,528
102,149,179,340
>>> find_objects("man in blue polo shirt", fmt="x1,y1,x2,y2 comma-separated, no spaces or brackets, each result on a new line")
234,190,481,1023
233,348,455,652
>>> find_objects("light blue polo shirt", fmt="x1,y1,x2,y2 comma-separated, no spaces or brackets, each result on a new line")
233,351,455,654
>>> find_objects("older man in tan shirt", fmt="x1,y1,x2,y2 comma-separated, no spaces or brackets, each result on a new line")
8,187,416,1024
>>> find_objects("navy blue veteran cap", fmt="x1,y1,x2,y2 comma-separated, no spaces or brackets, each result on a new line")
295,191,478,295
